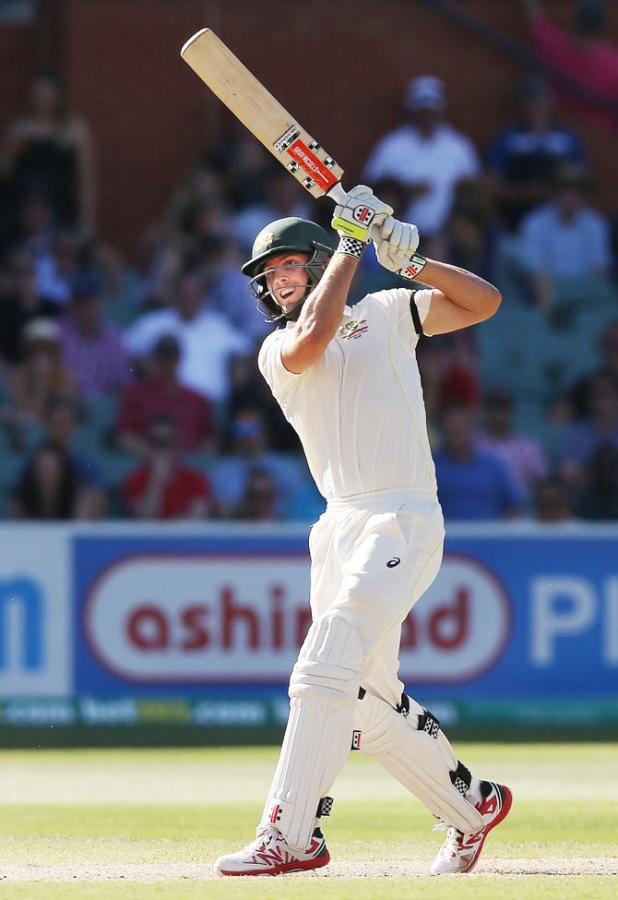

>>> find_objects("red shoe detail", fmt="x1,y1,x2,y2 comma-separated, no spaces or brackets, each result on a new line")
218,847,330,877
215,828,330,877
431,782,513,875
459,784,513,873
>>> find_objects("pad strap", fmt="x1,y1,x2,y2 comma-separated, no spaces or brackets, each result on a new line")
355,690,484,833
316,796,334,818
397,694,440,739
450,760,472,797
418,708,440,740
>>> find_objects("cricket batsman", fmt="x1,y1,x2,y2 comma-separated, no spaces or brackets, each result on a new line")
215,186,512,876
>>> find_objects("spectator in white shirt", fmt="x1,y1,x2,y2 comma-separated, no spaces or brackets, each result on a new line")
123,270,251,404
363,75,480,235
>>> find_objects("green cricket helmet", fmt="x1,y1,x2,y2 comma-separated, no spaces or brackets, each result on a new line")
241,217,336,323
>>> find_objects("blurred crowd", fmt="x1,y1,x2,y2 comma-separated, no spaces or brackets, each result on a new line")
0,1,617,523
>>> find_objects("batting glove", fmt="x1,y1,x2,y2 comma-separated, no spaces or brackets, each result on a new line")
373,217,427,280
332,185,394,243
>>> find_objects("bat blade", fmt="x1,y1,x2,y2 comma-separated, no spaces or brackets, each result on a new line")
181,28,345,201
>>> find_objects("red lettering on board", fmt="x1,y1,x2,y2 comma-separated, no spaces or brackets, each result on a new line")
181,605,210,650
222,586,260,649
127,605,168,650
428,588,470,649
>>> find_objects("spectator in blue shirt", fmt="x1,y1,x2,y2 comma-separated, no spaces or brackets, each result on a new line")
487,73,587,232
434,406,522,520
208,409,307,518
560,373,618,486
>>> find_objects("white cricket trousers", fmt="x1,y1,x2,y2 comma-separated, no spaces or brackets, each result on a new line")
259,486,446,849
309,486,445,708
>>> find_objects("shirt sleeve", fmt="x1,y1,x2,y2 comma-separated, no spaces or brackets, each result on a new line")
371,287,435,337
257,329,303,404
414,289,434,334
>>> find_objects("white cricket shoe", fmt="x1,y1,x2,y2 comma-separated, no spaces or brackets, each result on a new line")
431,781,512,875
214,826,330,876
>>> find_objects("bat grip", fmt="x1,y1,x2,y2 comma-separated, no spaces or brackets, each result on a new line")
327,181,426,279
327,182,347,205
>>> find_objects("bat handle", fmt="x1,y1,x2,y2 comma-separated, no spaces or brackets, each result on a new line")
327,182,347,205
327,181,425,280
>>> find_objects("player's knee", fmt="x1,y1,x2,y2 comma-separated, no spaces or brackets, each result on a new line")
289,613,363,707
355,691,397,754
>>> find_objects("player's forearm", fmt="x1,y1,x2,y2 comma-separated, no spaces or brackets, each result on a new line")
420,259,501,317
291,253,357,345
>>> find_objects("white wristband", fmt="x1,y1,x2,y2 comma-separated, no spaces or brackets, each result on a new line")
400,253,427,281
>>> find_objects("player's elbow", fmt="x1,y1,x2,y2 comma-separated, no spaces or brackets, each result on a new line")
486,285,502,318
478,285,501,322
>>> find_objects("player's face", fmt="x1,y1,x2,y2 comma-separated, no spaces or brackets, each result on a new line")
264,252,311,312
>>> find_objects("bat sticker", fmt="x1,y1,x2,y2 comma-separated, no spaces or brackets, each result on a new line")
274,125,301,153
287,139,339,191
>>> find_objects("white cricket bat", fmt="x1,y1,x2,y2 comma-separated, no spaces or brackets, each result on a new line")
180,28,345,203
180,28,347,206
180,29,423,277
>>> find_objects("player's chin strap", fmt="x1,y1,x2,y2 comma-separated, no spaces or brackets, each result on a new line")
254,283,311,325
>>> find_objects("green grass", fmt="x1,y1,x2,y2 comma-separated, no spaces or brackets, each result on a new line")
0,744,616,898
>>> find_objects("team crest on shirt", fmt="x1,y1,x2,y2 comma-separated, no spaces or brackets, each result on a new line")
339,319,368,340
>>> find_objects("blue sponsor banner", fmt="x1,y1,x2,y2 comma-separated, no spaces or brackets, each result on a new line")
73,529,310,698
73,525,618,700
0,526,71,697
425,530,618,698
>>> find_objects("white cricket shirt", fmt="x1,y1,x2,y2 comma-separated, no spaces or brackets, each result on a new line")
258,287,437,500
